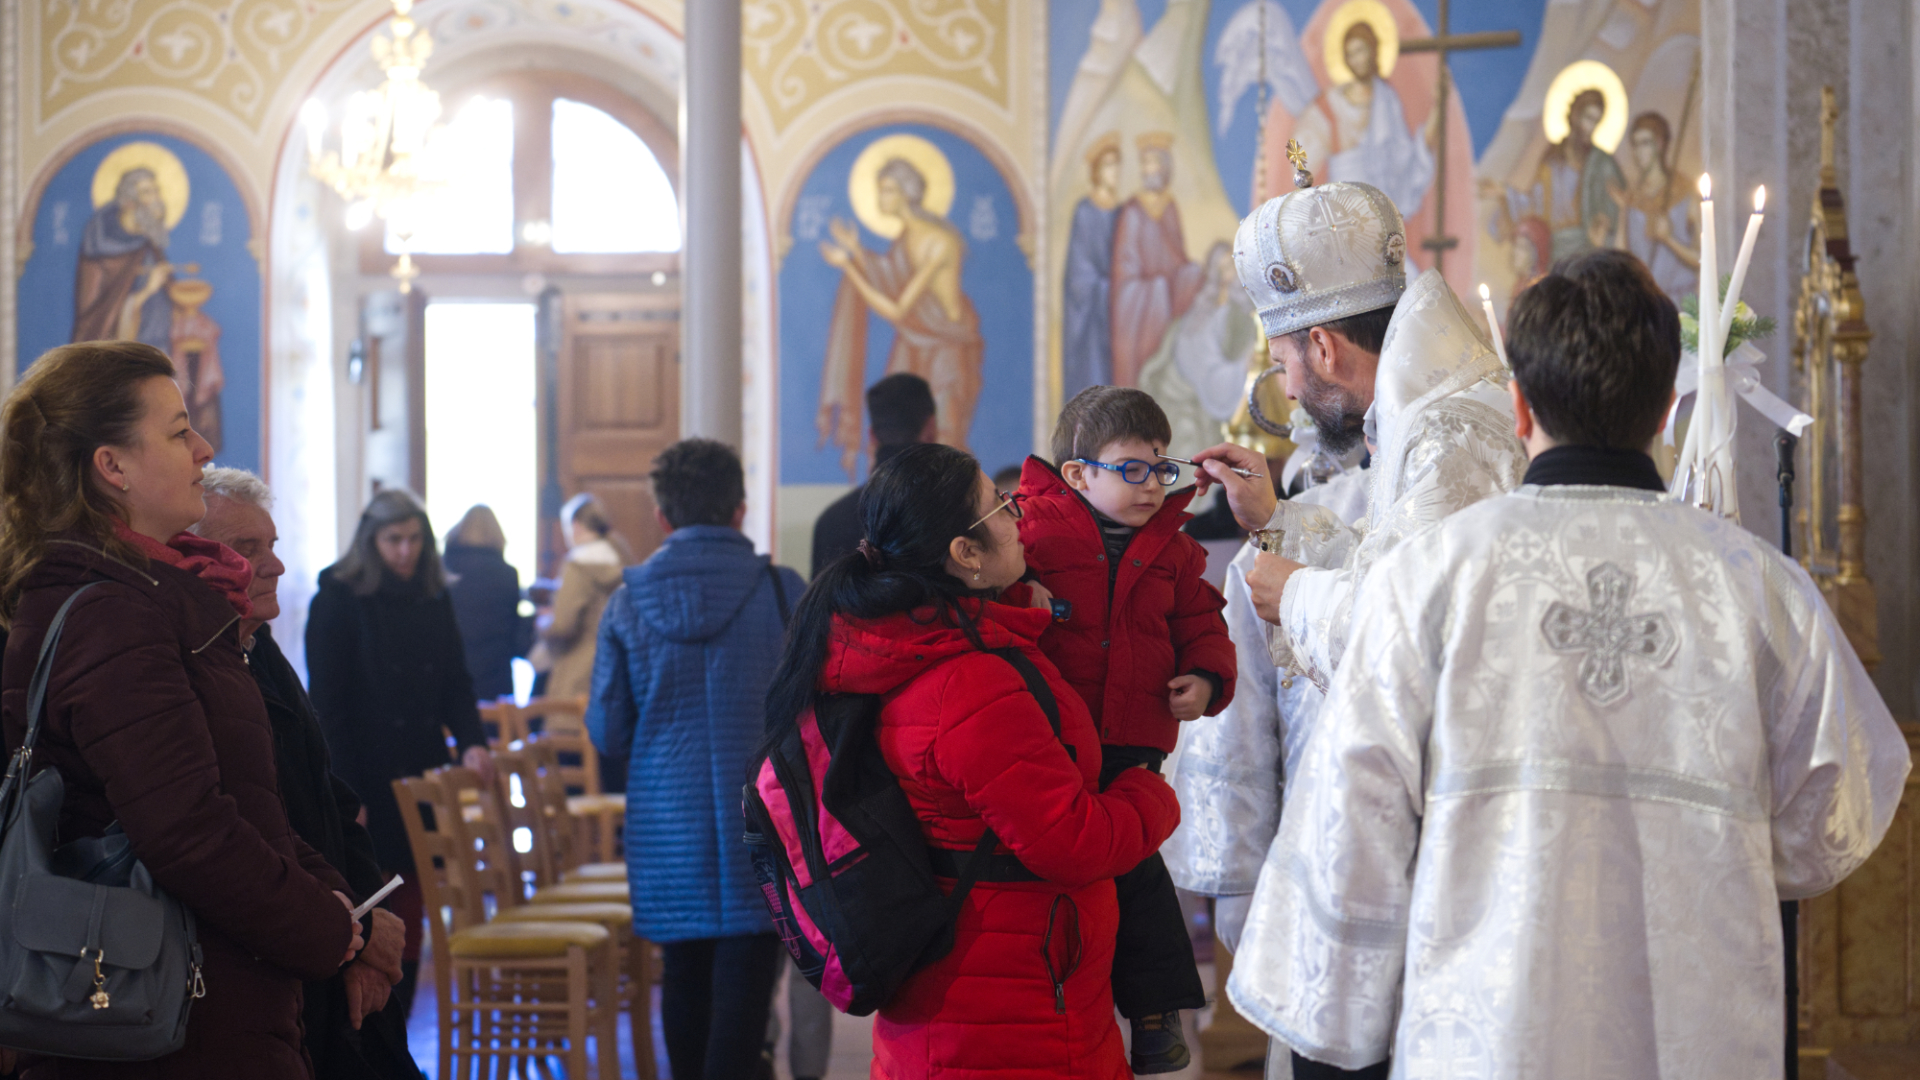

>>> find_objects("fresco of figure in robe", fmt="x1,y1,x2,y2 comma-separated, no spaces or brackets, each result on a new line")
72,144,225,453
1138,241,1257,460
1250,0,1478,297
1062,133,1123,401
1110,132,1207,389
1489,64,1629,266
1610,111,1698,308
817,142,983,474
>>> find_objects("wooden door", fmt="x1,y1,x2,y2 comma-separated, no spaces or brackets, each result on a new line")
549,293,680,569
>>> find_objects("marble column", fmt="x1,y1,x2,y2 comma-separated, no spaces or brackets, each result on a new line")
680,0,743,446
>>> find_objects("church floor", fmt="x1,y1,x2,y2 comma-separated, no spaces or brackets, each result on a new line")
403,942,1255,1078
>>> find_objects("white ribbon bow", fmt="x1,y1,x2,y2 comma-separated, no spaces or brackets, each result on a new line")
1665,341,1814,447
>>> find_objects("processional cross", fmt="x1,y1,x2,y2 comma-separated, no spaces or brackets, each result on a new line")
1399,0,1522,273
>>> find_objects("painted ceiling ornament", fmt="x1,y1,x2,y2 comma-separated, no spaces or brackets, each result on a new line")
1232,142,1408,339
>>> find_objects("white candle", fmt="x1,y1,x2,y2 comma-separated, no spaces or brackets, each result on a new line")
1697,173,1718,368
1478,283,1510,368
1718,185,1766,344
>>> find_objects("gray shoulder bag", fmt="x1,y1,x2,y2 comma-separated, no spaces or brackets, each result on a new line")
0,582,204,1060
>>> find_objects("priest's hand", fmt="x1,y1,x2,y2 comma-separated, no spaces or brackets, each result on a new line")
1191,443,1277,531
1248,551,1303,625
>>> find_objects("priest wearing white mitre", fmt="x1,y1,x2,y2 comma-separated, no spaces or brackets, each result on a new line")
1227,250,1912,1079
1192,158,1527,696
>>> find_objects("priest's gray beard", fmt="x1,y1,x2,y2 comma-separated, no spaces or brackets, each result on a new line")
1297,357,1369,455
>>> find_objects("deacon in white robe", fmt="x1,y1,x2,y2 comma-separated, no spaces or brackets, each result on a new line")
1230,250,1912,1080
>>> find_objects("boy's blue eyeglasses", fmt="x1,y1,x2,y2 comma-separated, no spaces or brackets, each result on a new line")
1074,458,1180,485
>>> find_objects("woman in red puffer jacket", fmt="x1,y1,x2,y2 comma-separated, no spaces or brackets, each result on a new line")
765,444,1179,1079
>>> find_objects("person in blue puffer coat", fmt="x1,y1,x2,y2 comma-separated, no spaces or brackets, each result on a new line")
586,437,804,1080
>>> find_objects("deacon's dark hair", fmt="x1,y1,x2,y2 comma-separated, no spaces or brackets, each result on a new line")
1051,386,1174,463
1506,249,1681,450
763,443,994,745
1288,303,1395,359
649,438,745,529
867,373,937,447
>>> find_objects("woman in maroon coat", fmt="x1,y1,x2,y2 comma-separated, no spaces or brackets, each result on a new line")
767,444,1179,1077
0,342,361,1078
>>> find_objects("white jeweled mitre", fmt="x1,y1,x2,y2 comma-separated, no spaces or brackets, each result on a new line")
1232,149,1408,339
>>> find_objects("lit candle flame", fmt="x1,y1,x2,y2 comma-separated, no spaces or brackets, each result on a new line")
1753,185,1766,212
1478,283,1491,301
1698,173,1712,200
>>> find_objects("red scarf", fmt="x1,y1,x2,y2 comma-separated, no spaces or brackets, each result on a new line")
113,522,254,619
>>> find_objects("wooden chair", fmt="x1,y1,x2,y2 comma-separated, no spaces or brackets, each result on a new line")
442,761,656,1078
478,698,526,749
393,773,619,1079
507,737,624,883
520,695,627,865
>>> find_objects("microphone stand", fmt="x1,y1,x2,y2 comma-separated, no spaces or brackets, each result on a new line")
1775,427,1799,1080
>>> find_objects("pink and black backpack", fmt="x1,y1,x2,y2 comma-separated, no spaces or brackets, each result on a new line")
741,647,1063,1015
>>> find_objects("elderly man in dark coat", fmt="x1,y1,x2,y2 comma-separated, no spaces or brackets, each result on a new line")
191,468,421,1080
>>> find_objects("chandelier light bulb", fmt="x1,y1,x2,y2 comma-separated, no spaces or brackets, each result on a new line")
344,201,376,232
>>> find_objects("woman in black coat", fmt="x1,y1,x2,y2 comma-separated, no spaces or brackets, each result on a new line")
305,490,493,1016
442,505,530,702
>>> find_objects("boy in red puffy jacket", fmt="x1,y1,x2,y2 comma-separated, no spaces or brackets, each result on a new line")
1013,386,1236,1072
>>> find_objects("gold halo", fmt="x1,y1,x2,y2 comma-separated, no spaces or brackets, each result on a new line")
847,134,954,240
1323,0,1399,84
91,141,190,230
1542,60,1630,154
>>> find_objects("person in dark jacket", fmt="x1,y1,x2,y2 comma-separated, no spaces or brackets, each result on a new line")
0,341,362,1079
306,488,493,1016
443,504,530,702
587,439,803,1080
810,373,937,576
191,468,422,1080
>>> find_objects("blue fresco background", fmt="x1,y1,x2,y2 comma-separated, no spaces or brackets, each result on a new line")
779,122,1034,484
1049,0,1548,216
18,132,262,475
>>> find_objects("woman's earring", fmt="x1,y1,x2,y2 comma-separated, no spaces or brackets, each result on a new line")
120,481,131,492
973,571,981,582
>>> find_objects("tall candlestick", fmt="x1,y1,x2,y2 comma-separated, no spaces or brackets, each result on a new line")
1718,185,1766,344
1478,284,1509,368
1697,173,1718,368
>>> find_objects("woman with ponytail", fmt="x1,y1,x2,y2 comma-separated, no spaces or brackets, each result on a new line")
767,443,1179,1078
0,342,362,1078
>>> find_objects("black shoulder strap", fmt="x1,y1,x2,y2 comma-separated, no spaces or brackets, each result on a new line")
765,558,791,628
944,646,1072,908
989,647,1063,744
1,582,102,823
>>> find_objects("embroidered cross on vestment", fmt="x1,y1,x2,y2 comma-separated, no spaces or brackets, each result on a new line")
1541,562,1677,706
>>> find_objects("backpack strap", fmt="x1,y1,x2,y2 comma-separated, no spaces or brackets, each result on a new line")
937,647,1073,892
765,558,792,628
1,582,102,826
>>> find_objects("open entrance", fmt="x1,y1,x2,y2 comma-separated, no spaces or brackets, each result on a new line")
423,301,539,586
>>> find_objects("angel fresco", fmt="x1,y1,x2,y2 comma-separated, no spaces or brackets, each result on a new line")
817,135,983,477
